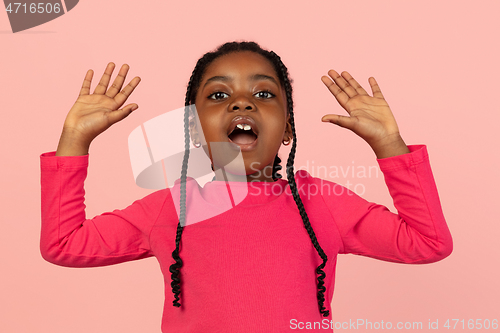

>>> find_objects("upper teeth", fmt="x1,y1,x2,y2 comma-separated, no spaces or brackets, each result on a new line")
236,124,252,131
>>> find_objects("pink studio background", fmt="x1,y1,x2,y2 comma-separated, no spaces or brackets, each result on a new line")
1,1,499,332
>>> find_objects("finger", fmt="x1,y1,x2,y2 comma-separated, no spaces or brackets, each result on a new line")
327,69,358,98
106,103,138,125
341,71,369,96
93,62,115,95
369,77,385,99
113,76,141,107
321,75,350,111
79,69,93,96
321,114,357,130
106,64,130,98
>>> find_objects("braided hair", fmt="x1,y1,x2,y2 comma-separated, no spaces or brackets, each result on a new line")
169,41,330,317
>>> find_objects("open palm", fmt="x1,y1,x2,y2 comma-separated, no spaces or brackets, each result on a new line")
63,63,141,143
321,70,401,149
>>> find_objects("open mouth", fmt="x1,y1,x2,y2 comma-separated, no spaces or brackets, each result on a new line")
228,124,258,145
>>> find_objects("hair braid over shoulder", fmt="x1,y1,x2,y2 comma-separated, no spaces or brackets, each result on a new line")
270,51,330,317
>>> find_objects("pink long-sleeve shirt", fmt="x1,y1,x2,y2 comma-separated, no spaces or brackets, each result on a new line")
40,145,452,332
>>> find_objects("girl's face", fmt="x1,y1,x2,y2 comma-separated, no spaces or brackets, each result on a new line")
193,51,292,182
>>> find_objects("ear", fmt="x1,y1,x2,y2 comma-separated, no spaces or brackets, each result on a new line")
189,116,200,147
283,114,293,142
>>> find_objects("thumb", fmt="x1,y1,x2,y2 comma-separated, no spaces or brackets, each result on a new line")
107,104,138,125
321,114,356,130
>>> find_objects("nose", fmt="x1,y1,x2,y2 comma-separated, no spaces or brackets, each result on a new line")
228,95,255,112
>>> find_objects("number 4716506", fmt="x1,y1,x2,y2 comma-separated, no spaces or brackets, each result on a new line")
5,3,61,14
444,319,498,329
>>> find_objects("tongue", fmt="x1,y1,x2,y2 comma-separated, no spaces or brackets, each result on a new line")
230,132,257,145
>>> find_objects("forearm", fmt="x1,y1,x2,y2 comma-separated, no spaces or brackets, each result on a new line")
40,152,158,267
40,152,89,265
377,145,453,262
331,145,453,264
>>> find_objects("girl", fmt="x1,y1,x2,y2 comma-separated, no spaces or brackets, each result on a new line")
40,41,453,332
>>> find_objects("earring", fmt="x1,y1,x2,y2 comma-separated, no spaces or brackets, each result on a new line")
282,138,291,146
194,141,201,148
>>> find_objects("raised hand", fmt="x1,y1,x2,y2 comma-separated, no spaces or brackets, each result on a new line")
56,63,141,156
321,70,409,159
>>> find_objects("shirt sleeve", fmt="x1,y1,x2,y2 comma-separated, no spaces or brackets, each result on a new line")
40,152,169,268
318,145,453,264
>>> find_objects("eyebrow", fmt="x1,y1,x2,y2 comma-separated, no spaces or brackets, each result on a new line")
202,74,279,89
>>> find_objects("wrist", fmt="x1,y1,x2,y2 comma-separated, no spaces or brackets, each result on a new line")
56,128,91,156
370,133,410,159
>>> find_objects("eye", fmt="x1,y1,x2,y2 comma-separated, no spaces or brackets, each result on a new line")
208,91,229,100
255,90,275,99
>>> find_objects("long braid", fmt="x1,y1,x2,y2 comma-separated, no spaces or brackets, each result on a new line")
272,154,283,181
270,51,330,317
168,68,198,307
169,41,330,317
